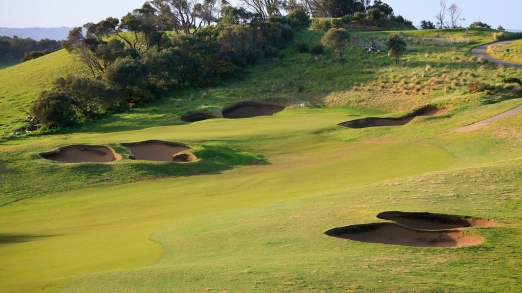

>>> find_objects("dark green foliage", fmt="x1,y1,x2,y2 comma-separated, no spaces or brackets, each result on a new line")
385,33,407,64
420,20,436,29
331,18,343,28
30,91,77,127
103,57,149,90
352,12,366,21
296,42,309,53
502,78,522,85
322,28,350,67
52,76,122,120
368,0,393,17
0,36,61,61
310,44,324,55
21,50,52,63
286,8,311,30
341,15,352,23
320,0,365,18
366,8,382,20
310,18,331,31
469,21,491,29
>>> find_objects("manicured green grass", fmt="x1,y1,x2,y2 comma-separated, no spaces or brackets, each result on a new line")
1,27,522,293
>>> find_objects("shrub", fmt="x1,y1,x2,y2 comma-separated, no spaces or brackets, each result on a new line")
310,18,331,31
477,57,489,64
30,91,77,128
493,32,505,41
310,44,324,55
296,42,309,53
287,8,311,30
367,8,382,20
331,18,343,28
353,12,366,21
21,50,52,63
467,82,491,92
341,15,352,23
502,77,522,85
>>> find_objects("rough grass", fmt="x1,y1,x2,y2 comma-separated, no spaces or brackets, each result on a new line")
487,39,522,64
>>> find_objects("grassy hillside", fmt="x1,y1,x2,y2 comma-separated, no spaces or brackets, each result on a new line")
0,50,88,133
1,27,522,293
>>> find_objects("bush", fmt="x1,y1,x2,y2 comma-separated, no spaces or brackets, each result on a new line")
493,32,505,41
286,8,311,30
310,44,324,55
367,8,382,20
311,18,331,31
21,50,52,63
331,18,343,28
30,91,77,128
502,77,522,85
353,12,366,21
467,82,491,92
477,57,489,64
341,15,352,23
296,42,309,53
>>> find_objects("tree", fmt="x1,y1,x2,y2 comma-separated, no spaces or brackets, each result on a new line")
30,91,77,128
321,28,350,68
498,26,505,32
240,0,283,19
447,3,464,28
52,76,121,119
435,0,446,29
386,33,406,64
366,8,381,20
469,21,491,29
287,8,311,29
369,0,393,18
420,20,436,29
150,0,210,35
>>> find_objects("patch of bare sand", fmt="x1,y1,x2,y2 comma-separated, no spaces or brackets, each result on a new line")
326,223,483,248
122,140,191,162
377,211,497,230
40,145,121,163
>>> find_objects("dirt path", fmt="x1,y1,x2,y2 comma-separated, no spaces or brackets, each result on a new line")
455,105,522,132
470,41,522,68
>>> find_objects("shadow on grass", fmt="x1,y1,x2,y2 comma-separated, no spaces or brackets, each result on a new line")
128,145,268,177
0,233,60,244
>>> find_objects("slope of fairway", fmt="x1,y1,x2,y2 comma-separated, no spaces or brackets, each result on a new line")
0,137,451,292
0,50,88,132
58,158,522,293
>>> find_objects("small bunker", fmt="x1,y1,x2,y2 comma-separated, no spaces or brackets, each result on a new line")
222,101,284,119
40,145,121,163
377,211,497,230
180,111,219,123
325,223,483,248
121,140,194,162
338,106,449,128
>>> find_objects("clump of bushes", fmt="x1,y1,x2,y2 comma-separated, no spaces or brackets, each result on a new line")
21,50,53,63
477,57,489,64
493,32,505,41
467,82,492,92
311,18,331,31
502,77,522,85
310,44,324,55
296,42,309,53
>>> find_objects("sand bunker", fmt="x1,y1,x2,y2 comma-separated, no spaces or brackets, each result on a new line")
40,145,121,163
325,223,483,248
121,140,193,162
454,104,522,132
180,111,219,123
222,101,284,119
338,106,448,128
377,211,497,230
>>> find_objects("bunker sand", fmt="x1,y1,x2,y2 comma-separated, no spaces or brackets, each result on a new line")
222,101,284,119
338,106,448,128
40,145,121,163
122,140,192,162
377,211,497,230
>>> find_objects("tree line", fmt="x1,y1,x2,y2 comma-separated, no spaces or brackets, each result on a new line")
0,36,62,61
29,0,402,129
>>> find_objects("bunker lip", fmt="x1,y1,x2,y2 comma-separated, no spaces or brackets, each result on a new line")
121,140,192,162
377,211,497,230
325,223,483,248
180,111,219,123
338,105,449,128
221,101,284,119
39,145,121,163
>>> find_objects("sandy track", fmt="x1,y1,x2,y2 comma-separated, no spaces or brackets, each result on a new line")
455,105,522,132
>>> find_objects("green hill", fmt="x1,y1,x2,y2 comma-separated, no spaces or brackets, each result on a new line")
1,27,522,293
